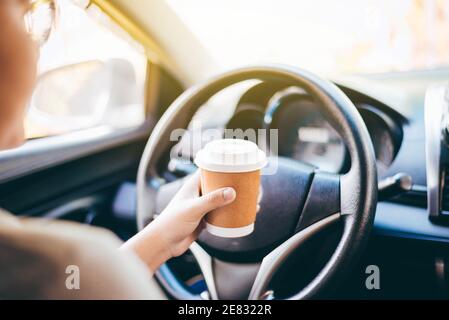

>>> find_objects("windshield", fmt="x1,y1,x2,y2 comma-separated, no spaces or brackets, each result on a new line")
167,0,449,76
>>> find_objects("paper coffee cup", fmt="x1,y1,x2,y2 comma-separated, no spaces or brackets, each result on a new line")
194,139,267,238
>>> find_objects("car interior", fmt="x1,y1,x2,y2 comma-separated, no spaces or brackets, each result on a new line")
3,0,449,300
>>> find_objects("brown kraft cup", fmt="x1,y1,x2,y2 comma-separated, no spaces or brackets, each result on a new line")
194,139,267,238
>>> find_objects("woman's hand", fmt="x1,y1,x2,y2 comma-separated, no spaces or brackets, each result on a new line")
121,172,236,272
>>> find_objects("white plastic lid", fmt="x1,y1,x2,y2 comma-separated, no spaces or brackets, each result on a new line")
194,139,267,173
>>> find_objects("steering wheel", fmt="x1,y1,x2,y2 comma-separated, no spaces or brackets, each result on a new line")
136,65,377,300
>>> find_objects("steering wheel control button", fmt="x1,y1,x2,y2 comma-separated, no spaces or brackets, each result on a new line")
194,139,267,238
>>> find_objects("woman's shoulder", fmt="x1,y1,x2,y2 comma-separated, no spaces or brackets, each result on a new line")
0,209,164,299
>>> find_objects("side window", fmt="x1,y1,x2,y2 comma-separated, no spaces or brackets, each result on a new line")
25,0,148,139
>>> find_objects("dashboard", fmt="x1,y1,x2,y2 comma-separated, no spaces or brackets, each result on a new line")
158,71,449,298
181,82,405,178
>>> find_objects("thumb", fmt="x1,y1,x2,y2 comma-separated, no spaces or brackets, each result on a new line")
187,187,236,220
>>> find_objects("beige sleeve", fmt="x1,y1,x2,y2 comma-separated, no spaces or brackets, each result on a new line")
0,210,166,300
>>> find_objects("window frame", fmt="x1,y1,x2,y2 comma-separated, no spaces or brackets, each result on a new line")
0,0,173,183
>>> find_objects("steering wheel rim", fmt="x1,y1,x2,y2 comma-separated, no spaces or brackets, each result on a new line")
136,65,377,300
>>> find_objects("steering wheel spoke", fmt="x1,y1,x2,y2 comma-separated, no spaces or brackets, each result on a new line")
190,242,261,300
295,171,341,232
188,212,341,300
249,213,340,299
189,242,219,300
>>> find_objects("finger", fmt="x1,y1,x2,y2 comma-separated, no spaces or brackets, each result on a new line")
193,220,206,238
187,187,236,220
175,171,201,199
256,205,261,213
